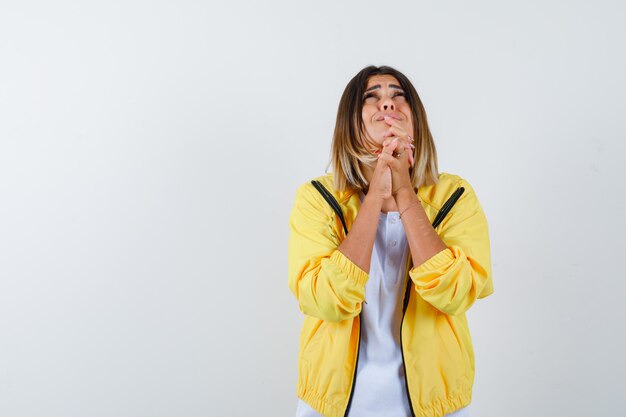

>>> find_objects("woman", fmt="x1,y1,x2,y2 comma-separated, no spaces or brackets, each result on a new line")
287,65,494,417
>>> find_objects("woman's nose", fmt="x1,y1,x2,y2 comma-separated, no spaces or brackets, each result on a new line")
381,96,395,111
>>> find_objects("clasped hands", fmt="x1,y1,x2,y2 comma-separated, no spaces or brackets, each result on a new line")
374,116,415,197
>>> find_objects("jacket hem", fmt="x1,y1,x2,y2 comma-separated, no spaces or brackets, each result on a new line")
415,388,472,417
297,383,473,417
296,384,343,417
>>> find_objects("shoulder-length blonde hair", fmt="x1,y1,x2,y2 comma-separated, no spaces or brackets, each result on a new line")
326,65,440,192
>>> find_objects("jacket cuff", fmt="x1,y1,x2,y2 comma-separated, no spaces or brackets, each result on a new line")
413,247,454,273
330,249,369,286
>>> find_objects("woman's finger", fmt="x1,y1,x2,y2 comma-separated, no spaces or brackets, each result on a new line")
384,138,411,158
383,117,412,140
383,118,414,147
378,150,396,168
403,142,415,167
384,125,406,140
380,140,414,167
381,137,399,155
384,136,412,149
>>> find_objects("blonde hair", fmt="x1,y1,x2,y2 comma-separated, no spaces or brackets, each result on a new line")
325,65,440,192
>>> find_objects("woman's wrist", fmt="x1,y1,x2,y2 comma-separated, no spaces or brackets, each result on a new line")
362,192,385,211
399,201,420,218
394,186,419,209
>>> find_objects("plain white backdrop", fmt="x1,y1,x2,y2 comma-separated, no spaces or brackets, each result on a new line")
1,1,625,416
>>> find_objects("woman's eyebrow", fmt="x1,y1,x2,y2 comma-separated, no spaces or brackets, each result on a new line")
364,84,404,93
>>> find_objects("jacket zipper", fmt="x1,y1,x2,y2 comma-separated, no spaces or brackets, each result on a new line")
343,312,361,417
400,270,417,417
344,292,414,417
344,256,415,417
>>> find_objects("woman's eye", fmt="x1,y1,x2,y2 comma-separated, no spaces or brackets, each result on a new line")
363,93,376,102
362,91,405,102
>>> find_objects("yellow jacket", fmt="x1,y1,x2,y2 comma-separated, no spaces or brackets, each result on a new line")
288,172,494,417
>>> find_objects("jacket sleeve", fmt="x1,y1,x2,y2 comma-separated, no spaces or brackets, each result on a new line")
287,182,370,322
408,177,494,316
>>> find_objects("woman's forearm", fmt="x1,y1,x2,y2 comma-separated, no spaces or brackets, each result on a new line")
395,187,447,267
337,194,383,274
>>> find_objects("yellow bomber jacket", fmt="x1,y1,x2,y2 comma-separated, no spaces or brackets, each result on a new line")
287,172,494,417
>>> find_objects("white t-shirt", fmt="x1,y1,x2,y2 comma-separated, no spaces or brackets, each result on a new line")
295,192,469,417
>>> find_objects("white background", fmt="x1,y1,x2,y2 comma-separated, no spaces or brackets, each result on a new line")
1,1,625,416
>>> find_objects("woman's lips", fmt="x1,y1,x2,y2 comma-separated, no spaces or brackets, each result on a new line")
375,113,402,121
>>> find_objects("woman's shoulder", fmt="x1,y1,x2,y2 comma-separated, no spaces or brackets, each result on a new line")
294,172,355,204
419,171,482,212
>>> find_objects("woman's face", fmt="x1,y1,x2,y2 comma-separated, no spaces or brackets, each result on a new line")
360,74,414,151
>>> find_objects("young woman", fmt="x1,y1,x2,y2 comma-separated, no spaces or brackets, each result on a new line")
288,65,494,417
